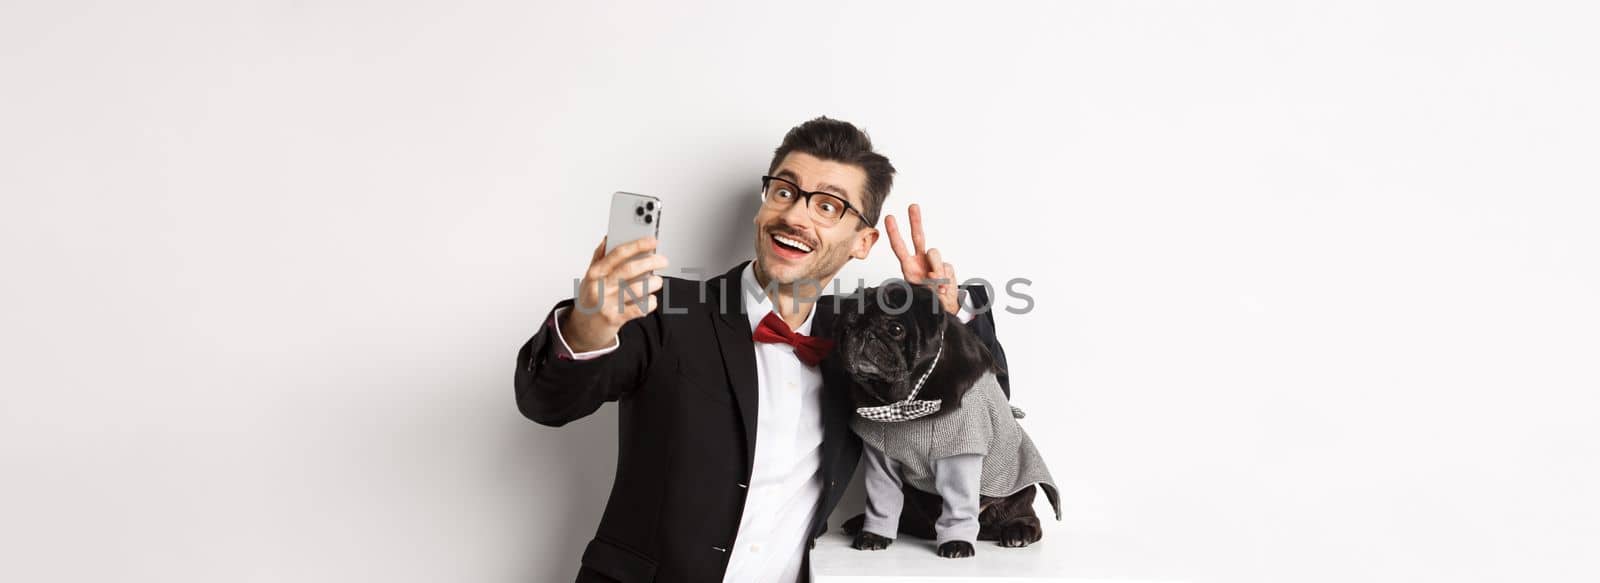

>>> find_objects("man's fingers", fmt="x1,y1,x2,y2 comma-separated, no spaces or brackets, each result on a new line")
620,275,654,303
624,294,660,319
943,261,958,300
591,236,607,264
884,215,913,262
613,253,670,282
608,286,645,320
629,274,664,301
594,236,660,273
926,247,945,283
601,273,665,320
909,204,927,257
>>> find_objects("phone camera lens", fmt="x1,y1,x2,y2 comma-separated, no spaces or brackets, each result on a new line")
635,206,645,216
646,201,655,211
643,214,653,224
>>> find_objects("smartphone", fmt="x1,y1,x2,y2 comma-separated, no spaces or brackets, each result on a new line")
605,192,662,274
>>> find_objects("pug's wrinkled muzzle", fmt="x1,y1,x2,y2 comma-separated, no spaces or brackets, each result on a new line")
855,338,944,423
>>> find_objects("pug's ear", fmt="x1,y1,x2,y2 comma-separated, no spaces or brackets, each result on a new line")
915,300,997,411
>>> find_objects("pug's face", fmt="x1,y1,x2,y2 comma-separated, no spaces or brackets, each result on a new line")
830,285,951,407
829,284,1000,413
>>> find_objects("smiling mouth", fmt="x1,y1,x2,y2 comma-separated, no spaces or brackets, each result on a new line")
769,232,815,259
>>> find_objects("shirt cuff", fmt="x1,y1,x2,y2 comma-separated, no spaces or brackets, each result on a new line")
547,306,621,361
955,290,976,324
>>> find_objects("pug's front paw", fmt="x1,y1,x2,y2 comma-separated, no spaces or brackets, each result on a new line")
852,531,893,551
937,540,975,558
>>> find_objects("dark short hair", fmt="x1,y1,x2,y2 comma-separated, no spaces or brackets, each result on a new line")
767,116,895,228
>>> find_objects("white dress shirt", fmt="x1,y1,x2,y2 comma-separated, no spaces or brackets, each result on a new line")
717,263,827,583
550,262,976,582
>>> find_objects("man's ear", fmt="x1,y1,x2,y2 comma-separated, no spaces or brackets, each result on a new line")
850,227,878,260
917,305,996,411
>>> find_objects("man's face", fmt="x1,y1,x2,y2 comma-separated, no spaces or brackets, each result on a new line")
752,152,879,290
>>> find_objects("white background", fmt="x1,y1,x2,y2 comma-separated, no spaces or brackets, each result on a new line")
3,1,1597,582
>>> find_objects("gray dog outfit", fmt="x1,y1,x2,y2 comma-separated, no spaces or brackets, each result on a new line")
851,370,1062,545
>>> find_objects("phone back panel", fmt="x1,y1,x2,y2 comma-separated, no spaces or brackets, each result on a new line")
605,192,661,256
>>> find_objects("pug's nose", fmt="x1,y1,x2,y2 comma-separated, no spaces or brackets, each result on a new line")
848,343,888,377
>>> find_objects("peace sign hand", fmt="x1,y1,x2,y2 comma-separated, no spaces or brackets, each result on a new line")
884,203,961,315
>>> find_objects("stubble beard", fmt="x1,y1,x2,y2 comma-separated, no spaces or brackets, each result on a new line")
754,236,850,297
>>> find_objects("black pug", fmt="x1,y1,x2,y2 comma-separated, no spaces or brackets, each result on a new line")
827,284,1062,559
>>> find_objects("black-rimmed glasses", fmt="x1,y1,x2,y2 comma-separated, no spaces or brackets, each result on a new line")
759,175,867,227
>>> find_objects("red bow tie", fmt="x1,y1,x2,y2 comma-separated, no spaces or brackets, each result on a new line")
753,311,835,366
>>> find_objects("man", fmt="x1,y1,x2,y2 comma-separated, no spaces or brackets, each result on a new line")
515,117,1011,582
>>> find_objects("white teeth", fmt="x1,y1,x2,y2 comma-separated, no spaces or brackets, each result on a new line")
773,234,813,252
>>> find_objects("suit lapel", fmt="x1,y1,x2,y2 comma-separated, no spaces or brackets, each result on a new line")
813,295,852,477
812,293,835,338
707,262,761,474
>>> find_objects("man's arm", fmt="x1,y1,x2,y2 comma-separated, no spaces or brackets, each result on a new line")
960,283,1011,398
514,298,664,426
514,236,669,427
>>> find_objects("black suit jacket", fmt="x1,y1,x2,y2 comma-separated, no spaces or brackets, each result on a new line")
515,261,1011,582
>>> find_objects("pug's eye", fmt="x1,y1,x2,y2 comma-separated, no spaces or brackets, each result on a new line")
885,322,905,339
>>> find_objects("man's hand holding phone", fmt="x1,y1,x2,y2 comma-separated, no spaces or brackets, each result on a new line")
559,236,669,353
